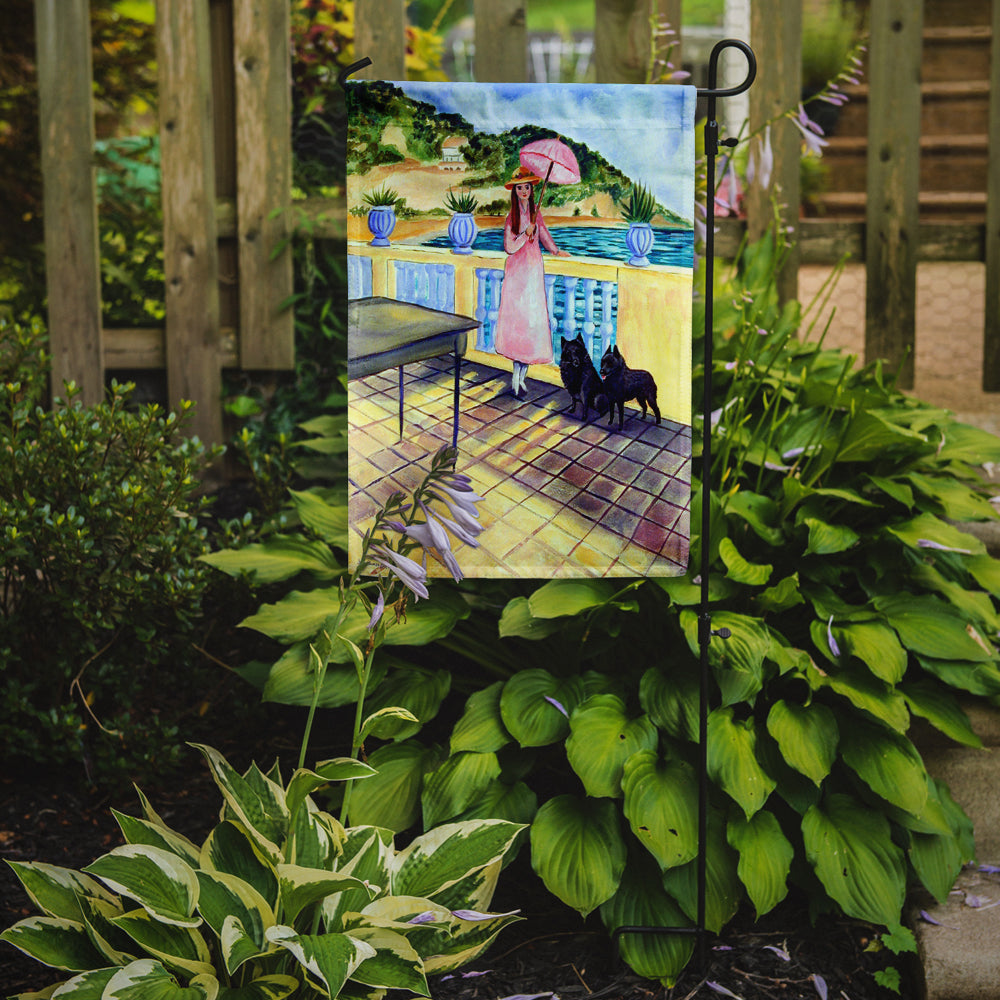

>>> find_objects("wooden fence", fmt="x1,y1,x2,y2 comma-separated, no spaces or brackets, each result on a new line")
33,0,1000,445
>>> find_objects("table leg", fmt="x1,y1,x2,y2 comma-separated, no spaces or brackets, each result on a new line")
452,351,461,449
398,366,404,440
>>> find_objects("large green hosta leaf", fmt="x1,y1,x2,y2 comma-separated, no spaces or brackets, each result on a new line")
874,594,996,662
806,660,909,732
900,680,982,748
680,610,770,706
450,681,511,754
566,695,658,798
885,512,985,557
599,853,694,987
499,670,585,747
916,655,1000,697
199,535,342,584
718,537,772,586
288,487,349,546
832,621,907,684
765,700,838,786
660,810,741,934
802,793,906,926
639,664,699,743
838,718,929,817
527,579,620,618
362,667,451,741
621,752,699,871
421,751,502,828
727,811,793,917
707,708,775,818
346,741,443,832
530,795,626,917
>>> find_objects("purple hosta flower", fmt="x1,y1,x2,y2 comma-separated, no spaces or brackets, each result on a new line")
979,864,1000,874
430,480,485,536
370,543,429,600
791,104,829,157
715,157,742,216
917,538,973,555
390,505,465,582
747,124,774,190
367,590,385,631
707,983,742,999
496,994,557,1000
919,909,958,929
827,615,842,657
441,970,493,982
812,974,828,1000
407,911,438,925
451,908,521,921
763,944,791,962
544,695,569,718
434,509,481,548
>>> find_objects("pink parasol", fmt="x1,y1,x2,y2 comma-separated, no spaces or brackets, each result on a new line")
519,138,581,207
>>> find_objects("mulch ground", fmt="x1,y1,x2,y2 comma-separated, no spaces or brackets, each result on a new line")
0,743,913,1000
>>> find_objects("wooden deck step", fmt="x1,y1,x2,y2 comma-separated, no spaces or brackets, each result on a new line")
835,80,992,137
814,190,987,222
922,25,993,82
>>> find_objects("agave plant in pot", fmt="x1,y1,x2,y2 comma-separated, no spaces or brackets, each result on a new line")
443,188,480,255
621,182,657,267
363,185,400,247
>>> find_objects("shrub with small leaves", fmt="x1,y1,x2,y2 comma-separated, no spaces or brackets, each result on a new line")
0,318,220,783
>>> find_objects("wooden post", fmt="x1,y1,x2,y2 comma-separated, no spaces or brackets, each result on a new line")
594,0,655,84
34,0,104,405
157,0,223,445
233,0,294,369
354,0,406,80
983,0,1000,390
746,0,801,305
864,0,923,389
473,0,526,82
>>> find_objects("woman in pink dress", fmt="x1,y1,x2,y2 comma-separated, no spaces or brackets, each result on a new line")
493,165,570,396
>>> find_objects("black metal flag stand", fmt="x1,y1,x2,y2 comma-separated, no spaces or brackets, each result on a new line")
341,39,758,974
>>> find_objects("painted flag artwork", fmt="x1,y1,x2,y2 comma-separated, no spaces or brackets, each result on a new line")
347,81,696,579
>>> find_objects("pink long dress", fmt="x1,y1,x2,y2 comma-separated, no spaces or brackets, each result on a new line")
493,209,559,366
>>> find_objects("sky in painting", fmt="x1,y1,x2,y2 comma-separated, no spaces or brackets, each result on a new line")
396,81,697,222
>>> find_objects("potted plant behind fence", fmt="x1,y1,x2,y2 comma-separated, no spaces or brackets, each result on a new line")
363,184,400,246
622,182,657,267
444,188,479,254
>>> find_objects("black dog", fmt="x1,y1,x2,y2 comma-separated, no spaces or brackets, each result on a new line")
600,344,661,430
559,333,608,421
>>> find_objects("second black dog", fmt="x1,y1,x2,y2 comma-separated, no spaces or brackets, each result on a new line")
600,344,661,430
559,333,608,421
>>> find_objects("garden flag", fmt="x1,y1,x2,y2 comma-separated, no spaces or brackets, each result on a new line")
346,81,696,578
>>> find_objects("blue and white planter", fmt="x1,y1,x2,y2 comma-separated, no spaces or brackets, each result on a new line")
367,205,396,247
447,212,478,255
625,222,654,267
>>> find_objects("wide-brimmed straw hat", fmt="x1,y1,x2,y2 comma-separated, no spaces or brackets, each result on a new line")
504,165,543,189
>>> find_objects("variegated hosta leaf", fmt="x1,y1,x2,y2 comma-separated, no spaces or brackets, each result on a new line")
424,859,501,915
765,700,838,786
621,751,699,871
83,846,200,928
599,853,694,987
345,926,429,995
529,795,626,917
200,822,278,910
110,908,214,978
802,793,906,926
102,958,218,999
499,670,585,747
276,865,375,925
285,760,375,823
450,681,511,754
707,707,776,819
661,811,742,934
391,820,524,901
4,862,118,922
347,741,443,833
838,718,929,817
190,745,288,863
214,974,300,1000
77,894,136,966
421,751,501,829
288,802,344,870
112,810,201,868
265,926,376,998
195,871,274,974
420,906,523,975
323,829,393,931
566,695,658,799
47,966,118,997
0,916,107,971
727,810,793,917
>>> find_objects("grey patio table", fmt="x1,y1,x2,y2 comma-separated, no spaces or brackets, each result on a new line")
347,296,479,448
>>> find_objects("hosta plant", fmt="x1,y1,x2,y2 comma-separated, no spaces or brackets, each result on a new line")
1,743,523,999
339,232,1000,985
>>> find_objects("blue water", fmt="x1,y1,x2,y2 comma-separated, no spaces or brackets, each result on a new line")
424,224,694,269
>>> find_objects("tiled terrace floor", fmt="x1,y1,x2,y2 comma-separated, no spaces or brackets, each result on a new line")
348,357,691,577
